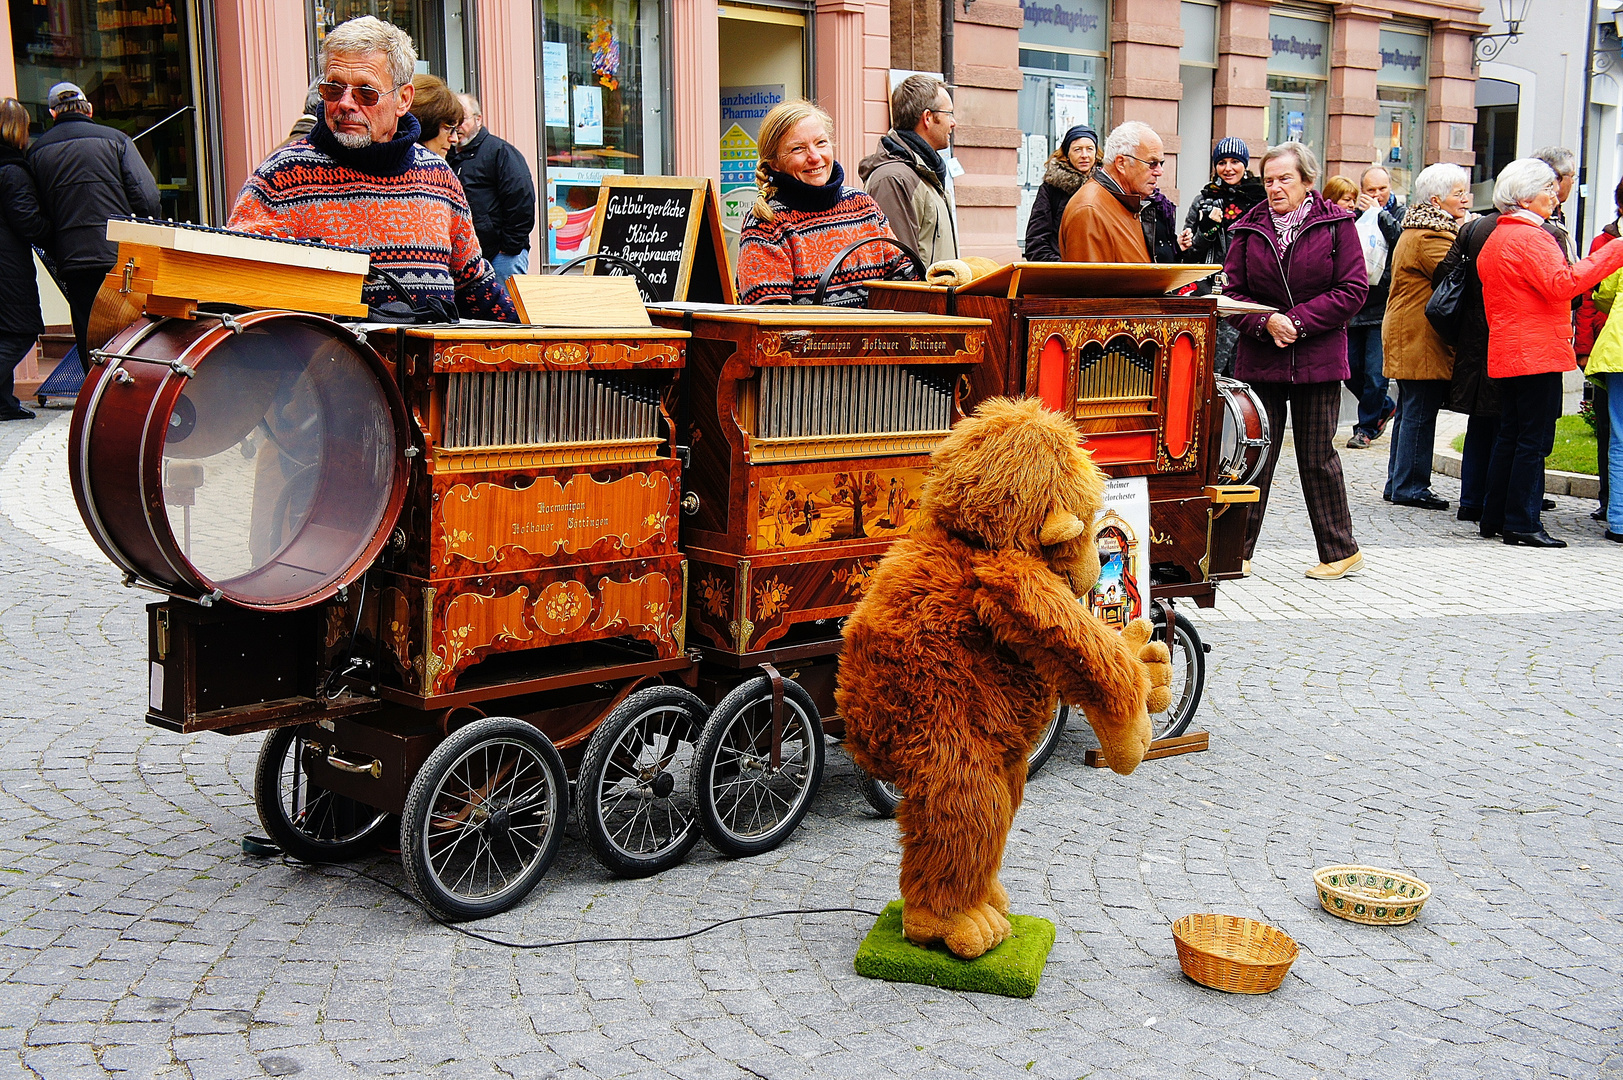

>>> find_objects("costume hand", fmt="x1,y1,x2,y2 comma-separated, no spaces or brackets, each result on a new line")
1266,312,1298,347
1178,229,1194,251
1121,618,1173,716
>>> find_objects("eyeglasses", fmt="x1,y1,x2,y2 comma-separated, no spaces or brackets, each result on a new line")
927,108,954,117
317,80,399,107
1124,153,1166,171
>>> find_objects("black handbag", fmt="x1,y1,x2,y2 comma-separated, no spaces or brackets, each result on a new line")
1424,234,1472,342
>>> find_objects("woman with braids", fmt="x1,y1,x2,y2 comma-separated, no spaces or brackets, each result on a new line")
737,100,912,306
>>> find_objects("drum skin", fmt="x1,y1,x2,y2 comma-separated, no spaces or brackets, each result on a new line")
69,312,412,612
1213,375,1270,487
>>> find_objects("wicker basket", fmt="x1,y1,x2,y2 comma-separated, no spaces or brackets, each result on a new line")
1171,913,1298,994
1313,865,1431,926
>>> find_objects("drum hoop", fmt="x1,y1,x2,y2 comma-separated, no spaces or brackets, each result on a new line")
73,317,174,585
1214,377,1271,485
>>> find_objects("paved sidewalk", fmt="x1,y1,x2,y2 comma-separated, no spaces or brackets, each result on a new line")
1,410,1620,1080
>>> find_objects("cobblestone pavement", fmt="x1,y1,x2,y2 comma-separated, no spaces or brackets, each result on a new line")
1,409,1620,1080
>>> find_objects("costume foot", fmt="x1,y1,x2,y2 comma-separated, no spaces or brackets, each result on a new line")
987,879,1011,915
903,902,1012,960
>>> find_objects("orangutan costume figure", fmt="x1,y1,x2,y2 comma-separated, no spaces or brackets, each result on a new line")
837,397,1172,959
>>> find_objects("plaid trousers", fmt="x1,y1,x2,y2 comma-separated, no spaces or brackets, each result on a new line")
1243,380,1359,563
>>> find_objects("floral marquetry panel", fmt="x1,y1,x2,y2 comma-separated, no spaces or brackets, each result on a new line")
372,555,687,699
432,464,678,574
686,544,894,656
429,337,686,372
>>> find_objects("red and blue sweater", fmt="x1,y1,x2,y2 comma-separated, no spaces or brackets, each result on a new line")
737,164,912,307
228,113,518,322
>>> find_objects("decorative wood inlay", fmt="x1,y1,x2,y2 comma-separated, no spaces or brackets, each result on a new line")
432,441,665,473
434,340,683,371
589,571,676,641
753,467,926,552
535,580,592,635
381,587,412,673
437,586,534,674
758,330,983,363
440,472,675,566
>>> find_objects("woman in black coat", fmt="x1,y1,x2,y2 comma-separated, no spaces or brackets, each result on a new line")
1023,124,1097,262
0,99,50,420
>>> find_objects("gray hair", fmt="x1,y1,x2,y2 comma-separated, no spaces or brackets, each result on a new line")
1261,141,1320,187
319,15,418,90
1412,162,1470,206
1532,145,1576,179
1102,121,1157,167
1359,164,1390,189
1492,158,1558,213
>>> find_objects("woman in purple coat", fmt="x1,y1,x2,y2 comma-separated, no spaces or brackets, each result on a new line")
1222,142,1370,580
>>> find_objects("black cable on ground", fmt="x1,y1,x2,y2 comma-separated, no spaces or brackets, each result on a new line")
262,847,882,950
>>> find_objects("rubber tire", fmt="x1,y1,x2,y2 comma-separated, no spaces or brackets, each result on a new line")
1149,608,1206,741
575,685,708,878
853,699,1066,820
693,676,825,858
253,726,389,863
400,717,568,921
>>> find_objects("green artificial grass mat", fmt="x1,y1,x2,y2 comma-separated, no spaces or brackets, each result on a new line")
1449,415,1597,475
853,900,1057,998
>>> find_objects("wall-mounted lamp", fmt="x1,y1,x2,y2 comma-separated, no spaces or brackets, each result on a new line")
1473,0,1531,63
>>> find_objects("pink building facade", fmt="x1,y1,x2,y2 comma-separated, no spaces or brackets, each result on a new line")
3,0,1483,267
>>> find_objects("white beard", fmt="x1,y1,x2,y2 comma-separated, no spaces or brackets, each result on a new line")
333,130,373,150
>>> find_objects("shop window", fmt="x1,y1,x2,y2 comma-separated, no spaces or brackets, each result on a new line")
313,1,473,92
1015,0,1108,251
1376,26,1428,200
540,0,664,264
1265,11,1328,169
1472,78,1519,203
9,0,202,223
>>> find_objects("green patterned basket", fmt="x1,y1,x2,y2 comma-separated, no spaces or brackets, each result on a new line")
1313,865,1431,926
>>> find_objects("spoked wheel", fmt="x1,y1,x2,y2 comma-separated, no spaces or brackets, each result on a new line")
693,676,825,857
400,717,568,921
854,700,1067,819
1149,607,1206,741
576,685,708,878
253,726,390,862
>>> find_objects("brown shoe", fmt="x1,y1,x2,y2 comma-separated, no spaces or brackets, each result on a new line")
1305,552,1364,580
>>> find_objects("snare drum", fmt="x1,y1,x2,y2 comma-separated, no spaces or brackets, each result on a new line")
69,311,411,611
1214,376,1270,487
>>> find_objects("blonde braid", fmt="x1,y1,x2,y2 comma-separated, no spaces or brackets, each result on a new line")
753,161,778,223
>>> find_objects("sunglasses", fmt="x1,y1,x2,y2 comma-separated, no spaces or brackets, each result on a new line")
317,80,399,107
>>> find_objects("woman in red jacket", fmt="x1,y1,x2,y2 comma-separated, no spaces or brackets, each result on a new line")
1476,159,1623,547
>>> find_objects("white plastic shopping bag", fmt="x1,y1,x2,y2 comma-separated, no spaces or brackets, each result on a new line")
1355,206,1388,283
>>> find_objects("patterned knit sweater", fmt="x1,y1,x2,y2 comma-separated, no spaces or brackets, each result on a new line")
228,113,518,322
737,164,912,307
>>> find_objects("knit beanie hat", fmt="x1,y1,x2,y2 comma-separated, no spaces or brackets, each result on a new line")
1061,124,1099,156
1212,137,1250,168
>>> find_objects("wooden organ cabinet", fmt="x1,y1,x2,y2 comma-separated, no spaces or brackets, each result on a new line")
867,264,1254,608
647,305,990,682
349,323,692,709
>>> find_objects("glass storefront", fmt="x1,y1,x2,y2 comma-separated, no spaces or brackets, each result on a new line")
1376,26,1428,200
9,0,203,222
312,1,473,91
1015,0,1109,250
540,0,663,264
1265,10,1328,169
1177,0,1218,209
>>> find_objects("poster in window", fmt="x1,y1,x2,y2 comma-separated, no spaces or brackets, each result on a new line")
1087,476,1150,631
1286,111,1305,142
1052,84,1091,143
573,85,604,147
543,42,569,128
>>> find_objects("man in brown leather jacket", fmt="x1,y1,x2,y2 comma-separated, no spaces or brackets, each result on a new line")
1059,120,1162,263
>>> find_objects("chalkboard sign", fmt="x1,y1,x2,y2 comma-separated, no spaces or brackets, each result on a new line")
587,176,737,304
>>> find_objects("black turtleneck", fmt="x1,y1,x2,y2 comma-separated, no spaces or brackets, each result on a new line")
768,162,845,213
307,111,423,177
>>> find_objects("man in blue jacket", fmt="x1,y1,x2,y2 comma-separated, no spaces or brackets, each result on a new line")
27,82,160,371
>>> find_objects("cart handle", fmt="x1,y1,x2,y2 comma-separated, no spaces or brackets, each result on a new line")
811,236,928,306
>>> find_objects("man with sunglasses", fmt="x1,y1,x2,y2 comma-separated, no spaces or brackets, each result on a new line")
229,15,517,322
1058,120,1163,264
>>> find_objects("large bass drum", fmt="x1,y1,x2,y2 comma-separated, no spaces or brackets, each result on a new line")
69,311,411,611
1213,375,1269,487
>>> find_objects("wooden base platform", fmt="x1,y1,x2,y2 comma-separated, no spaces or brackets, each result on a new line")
1085,730,1208,769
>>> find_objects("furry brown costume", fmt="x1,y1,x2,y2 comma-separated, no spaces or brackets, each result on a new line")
836,397,1172,959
